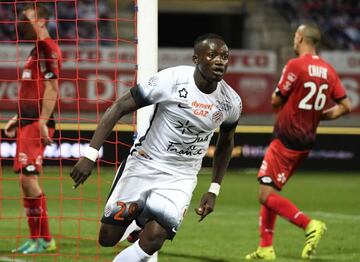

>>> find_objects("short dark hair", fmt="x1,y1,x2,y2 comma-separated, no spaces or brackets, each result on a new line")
194,33,225,48
23,3,50,22
194,33,225,53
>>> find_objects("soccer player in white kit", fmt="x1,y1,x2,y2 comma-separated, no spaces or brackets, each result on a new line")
70,33,242,262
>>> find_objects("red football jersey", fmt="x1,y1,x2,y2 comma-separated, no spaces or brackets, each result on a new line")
19,38,62,128
274,54,346,150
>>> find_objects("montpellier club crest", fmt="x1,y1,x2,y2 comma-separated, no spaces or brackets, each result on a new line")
211,110,223,124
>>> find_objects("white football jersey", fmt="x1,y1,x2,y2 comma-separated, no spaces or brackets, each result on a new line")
130,66,242,177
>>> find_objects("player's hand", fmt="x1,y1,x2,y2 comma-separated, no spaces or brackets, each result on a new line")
4,116,18,137
195,192,217,222
70,157,95,189
39,122,53,146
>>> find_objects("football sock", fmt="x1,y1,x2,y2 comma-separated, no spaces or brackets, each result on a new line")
113,240,151,262
265,192,310,229
23,193,51,241
259,205,277,247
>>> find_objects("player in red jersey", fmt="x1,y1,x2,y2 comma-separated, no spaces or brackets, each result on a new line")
245,24,351,260
4,3,61,254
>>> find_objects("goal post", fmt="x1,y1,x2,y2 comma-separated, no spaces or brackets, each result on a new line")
123,0,159,261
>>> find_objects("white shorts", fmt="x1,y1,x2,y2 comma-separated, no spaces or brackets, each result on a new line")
101,154,197,238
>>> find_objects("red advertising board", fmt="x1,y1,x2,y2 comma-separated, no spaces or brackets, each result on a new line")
3,46,358,114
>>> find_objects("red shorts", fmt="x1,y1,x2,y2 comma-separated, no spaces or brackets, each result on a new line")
257,139,309,190
14,122,55,174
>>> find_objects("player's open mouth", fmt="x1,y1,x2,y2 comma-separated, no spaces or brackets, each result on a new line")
213,68,224,76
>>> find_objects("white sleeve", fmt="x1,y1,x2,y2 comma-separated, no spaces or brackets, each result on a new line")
221,94,242,130
130,67,175,107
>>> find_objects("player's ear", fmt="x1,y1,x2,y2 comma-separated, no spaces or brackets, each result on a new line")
192,54,199,65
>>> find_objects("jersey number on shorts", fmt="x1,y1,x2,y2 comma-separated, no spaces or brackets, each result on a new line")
114,201,126,221
298,81,328,111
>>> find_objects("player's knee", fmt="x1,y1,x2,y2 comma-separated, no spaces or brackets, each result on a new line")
98,231,118,247
140,235,166,254
258,191,269,205
140,229,167,254
98,223,129,247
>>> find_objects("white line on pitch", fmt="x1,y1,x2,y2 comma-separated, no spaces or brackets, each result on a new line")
0,256,29,262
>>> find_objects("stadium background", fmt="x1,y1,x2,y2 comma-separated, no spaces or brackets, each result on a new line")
0,0,359,261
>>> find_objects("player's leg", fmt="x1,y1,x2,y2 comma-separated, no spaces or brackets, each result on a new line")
98,222,132,247
114,187,191,262
12,123,55,254
245,184,277,260
98,155,149,246
113,220,168,262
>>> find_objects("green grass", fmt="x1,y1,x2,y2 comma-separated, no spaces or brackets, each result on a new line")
0,167,359,261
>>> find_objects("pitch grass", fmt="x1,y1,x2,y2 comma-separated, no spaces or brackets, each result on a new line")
0,167,359,261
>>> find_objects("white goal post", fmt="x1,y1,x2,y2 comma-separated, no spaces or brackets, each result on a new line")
120,0,158,261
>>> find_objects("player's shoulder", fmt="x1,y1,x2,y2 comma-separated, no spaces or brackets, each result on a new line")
286,57,303,68
169,65,195,75
38,38,61,55
318,56,337,74
219,80,242,106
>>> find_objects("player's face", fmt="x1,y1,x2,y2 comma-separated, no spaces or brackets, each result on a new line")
195,39,229,82
17,9,38,41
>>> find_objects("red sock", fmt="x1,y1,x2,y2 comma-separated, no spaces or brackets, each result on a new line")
259,205,277,247
39,194,51,241
23,194,51,241
265,192,310,229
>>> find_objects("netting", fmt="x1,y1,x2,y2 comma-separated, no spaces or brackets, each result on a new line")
0,0,138,261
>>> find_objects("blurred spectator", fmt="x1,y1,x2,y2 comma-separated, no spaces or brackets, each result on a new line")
270,0,360,50
0,0,114,45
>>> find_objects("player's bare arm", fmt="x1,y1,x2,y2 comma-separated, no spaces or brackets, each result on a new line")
70,91,139,188
4,114,18,138
321,97,351,120
195,119,237,222
39,80,58,145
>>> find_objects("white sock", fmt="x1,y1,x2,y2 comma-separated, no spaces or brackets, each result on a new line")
113,240,151,262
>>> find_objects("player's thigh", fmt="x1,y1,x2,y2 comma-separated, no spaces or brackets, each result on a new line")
101,157,151,225
15,122,53,174
257,139,309,190
139,188,192,240
19,174,42,197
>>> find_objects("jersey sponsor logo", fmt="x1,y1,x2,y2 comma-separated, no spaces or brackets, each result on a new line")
211,110,223,124
194,109,209,117
260,176,273,184
191,100,214,110
178,88,188,98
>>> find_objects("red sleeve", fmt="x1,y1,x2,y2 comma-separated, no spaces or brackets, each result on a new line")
331,72,347,102
38,41,61,80
277,59,299,97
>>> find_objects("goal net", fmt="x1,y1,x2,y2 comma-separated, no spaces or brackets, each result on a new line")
0,0,157,261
